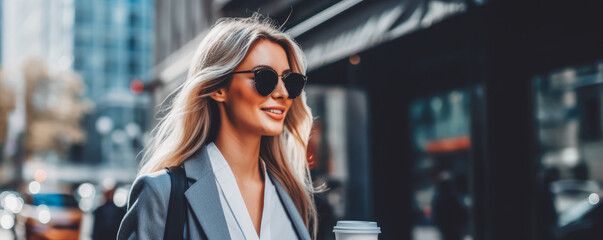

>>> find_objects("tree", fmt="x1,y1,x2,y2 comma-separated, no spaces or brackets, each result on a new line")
23,59,93,158
0,70,16,147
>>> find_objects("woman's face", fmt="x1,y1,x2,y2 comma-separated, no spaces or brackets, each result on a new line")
216,39,294,136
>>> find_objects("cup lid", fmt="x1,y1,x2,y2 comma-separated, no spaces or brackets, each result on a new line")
333,221,381,234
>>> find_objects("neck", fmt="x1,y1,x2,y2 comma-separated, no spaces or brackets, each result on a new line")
214,114,263,182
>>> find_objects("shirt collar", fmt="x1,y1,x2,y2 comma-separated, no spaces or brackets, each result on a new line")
206,141,273,239
206,141,274,186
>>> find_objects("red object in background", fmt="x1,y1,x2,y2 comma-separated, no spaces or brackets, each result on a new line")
307,121,324,170
425,136,471,153
307,142,318,170
423,206,432,219
307,153,317,169
130,79,144,94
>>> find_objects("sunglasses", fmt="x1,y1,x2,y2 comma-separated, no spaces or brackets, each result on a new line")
230,68,307,99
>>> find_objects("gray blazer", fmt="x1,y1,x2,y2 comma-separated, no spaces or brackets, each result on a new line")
117,145,311,240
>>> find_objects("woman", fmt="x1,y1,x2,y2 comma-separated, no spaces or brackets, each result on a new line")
117,13,317,240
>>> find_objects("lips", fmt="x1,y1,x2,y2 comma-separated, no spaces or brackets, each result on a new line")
261,106,286,120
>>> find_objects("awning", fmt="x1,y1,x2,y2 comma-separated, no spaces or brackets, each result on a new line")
152,0,467,87
297,0,467,71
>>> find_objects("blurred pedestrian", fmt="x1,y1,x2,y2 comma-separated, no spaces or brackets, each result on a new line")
430,165,467,240
118,12,317,240
92,187,126,240
536,167,558,239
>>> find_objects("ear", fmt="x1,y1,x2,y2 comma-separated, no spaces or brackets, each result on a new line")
209,88,227,103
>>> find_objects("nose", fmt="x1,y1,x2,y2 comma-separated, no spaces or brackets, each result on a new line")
271,76,289,99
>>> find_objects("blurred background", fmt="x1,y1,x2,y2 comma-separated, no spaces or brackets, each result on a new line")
0,0,602,239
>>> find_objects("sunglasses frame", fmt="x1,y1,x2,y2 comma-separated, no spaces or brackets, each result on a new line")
230,68,307,99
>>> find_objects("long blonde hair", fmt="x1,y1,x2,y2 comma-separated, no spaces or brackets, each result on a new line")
138,13,317,237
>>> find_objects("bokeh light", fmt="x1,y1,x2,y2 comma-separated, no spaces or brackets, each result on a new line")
29,181,41,194
37,205,51,224
0,212,14,230
79,198,94,212
349,54,361,65
102,178,116,191
589,193,600,205
4,193,24,214
78,183,95,199
113,188,129,208
34,169,47,182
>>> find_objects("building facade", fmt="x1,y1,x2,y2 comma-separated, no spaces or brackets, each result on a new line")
71,0,153,178
1,0,154,183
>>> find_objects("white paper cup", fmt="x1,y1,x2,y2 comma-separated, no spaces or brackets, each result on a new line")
333,221,381,240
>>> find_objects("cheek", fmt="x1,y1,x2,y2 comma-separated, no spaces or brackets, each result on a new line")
285,100,294,115
227,83,263,117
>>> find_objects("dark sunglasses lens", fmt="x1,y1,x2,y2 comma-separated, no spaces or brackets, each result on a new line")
254,69,278,96
284,73,306,99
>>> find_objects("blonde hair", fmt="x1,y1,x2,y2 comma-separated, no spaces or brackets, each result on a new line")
138,13,318,238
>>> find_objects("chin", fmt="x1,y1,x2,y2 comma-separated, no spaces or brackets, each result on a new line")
262,125,284,136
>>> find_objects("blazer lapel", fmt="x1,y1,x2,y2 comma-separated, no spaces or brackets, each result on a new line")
183,145,231,240
182,144,311,240
268,173,312,240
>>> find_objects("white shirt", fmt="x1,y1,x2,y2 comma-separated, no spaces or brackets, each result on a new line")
206,142,299,240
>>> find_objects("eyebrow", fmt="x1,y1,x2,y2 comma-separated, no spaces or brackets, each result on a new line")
252,65,292,75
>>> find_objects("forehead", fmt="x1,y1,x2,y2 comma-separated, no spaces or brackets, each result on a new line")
238,39,291,72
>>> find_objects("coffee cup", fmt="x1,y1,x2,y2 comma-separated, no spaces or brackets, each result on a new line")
333,220,381,240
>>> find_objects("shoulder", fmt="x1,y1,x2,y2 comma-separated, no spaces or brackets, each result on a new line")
127,169,171,210
133,169,170,189
118,169,172,239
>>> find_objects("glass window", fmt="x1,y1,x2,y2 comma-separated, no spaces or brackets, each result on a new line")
128,36,138,51
129,12,140,27
533,60,603,239
305,86,373,240
410,88,475,240
128,59,139,75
